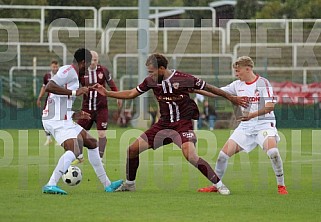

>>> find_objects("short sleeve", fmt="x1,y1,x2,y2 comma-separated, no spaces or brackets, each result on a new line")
51,68,70,87
220,81,237,95
136,77,154,93
193,76,206,90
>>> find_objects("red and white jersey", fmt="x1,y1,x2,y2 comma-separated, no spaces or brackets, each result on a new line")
79,65,118,110
221,75,277,130
42,65,79,121
137,70,205,123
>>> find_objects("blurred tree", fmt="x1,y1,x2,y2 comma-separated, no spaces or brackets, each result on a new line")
255,1,284,19
150,0,183,6
296,0,321,18
47,0,100,26
0,0,47,18
255,0,321,19
182,0,213,27
99,0,138,27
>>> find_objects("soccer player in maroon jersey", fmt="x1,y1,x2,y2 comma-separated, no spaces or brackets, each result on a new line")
94,53,248,194
36,59,59,146
72,51,122,164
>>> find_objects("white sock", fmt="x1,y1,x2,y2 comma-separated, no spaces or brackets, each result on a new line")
214,151,230,181
126,180,135,185
214,180,223,188
267,148,285,186
88,147,111,187
46,135,51,140
47,150,76,186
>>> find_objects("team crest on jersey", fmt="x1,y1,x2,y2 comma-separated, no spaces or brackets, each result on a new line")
173,82,179,89
98,72,104,79
254,89,260,97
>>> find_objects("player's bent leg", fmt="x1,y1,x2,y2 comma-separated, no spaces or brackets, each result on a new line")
215,150,230,179
265,140,287,194
180,142,229,194
115,137,149,192
267,147,285,185
198,140,240,194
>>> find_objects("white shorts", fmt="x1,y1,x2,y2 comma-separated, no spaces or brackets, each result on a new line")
229,126,280,153
42,119,83,145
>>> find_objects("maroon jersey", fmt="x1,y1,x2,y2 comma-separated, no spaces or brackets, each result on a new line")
137,70,206,123
43,72,54,86
79,65,118,110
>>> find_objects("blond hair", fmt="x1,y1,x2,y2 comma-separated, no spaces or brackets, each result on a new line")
233,56,254,68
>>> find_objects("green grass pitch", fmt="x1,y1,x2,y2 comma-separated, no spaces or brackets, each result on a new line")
1,128,321,221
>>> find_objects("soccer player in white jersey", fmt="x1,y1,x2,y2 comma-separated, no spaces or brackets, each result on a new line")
41,48,122,195
198,56,288,195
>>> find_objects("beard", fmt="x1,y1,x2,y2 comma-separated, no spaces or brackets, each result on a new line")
150,74,164,84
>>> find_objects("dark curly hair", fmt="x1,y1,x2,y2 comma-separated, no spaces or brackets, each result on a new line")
73,48,92,64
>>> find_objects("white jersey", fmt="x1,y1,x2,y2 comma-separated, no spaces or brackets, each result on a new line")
221,75,277,133
42,65,79,121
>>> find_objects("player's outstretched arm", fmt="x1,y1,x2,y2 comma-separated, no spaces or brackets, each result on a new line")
194,89,216,98
93,83,140,99
46,80,88,96
204,84,248,108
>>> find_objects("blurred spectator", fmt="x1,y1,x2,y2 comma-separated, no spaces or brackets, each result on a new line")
204,100,217,130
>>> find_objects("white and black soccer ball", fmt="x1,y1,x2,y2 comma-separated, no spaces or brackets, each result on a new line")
62,165,82,186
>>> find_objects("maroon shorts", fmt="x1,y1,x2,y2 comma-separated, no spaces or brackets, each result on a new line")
77,108,108,130
141,119,197,149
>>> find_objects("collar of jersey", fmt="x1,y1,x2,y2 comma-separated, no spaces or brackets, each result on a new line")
163,69,176,82
245,74,259,85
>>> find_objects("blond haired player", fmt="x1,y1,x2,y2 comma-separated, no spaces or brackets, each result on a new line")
198,56,288,195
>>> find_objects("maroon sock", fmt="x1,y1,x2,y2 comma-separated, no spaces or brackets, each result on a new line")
196,158,220,184
98,137,107,158
126,156,139,181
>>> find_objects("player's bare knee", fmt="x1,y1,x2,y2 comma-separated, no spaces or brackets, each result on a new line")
127,146,139,158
